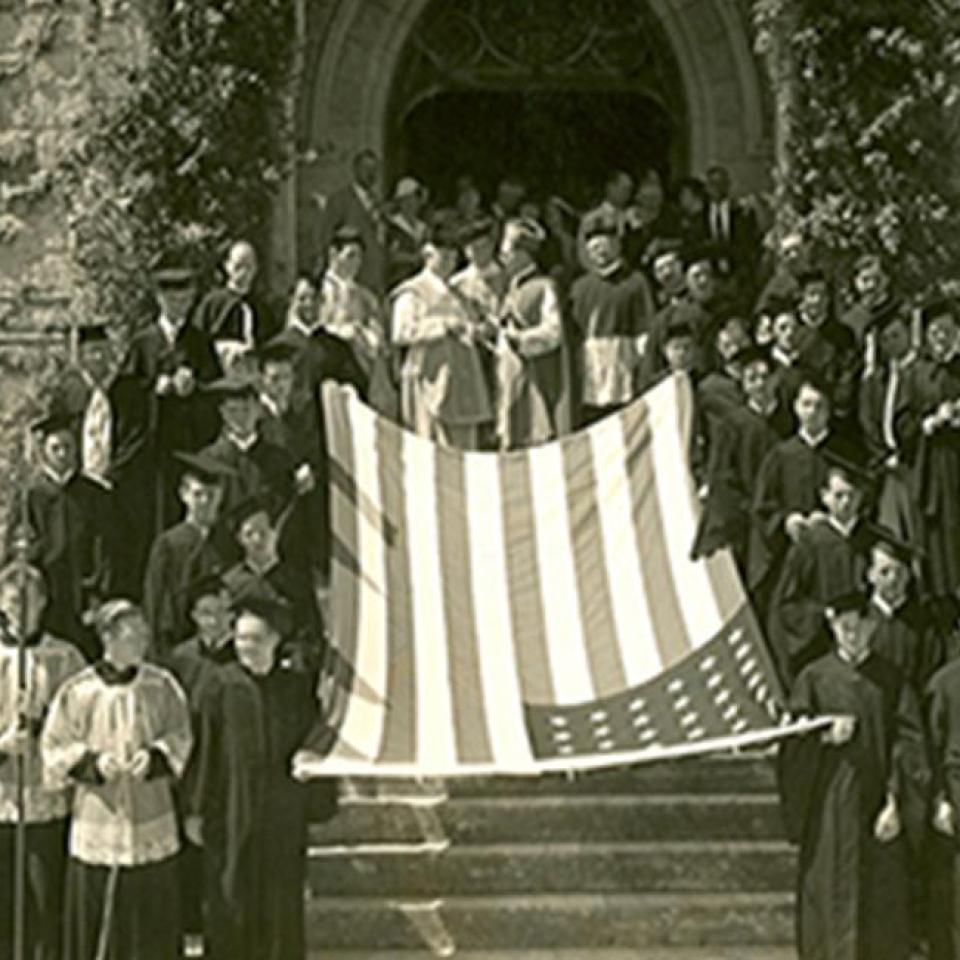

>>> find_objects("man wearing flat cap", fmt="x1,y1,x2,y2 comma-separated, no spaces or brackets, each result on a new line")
496,217,571,449
391,222,494,449
115,249,220,579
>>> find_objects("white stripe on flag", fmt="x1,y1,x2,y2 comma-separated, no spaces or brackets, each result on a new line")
330,394,388,763
465,454,536,771
647,375,723,648
403,433,457,770
589,411,663,685
527,440,595,705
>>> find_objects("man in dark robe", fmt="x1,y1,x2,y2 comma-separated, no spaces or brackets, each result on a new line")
694,345,792,572
748,377,847,604
199,376,298,561
841,254,896,349
795,269,862,440
194,240,278,369
21,412,112,661
858,299,922,543
779,591,927,960
113,252,220,582
142,452,235,658
183,586,323,960
913,299,960,598
221,494,325,672
568,223,654,427
767,455,872,687
768,299,806,417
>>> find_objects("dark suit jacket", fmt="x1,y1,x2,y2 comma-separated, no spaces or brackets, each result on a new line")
316,183,386,293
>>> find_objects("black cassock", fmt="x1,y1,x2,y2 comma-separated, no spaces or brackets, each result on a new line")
185,660,320,960
913,354,960,597
779,651,928,960
767,521,869,687
113,320,220,583
23,473,111,660
142,522,229,657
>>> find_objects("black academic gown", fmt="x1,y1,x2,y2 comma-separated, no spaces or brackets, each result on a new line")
796,317,862,439
748,434,844,597
194,286,279,349
767,520,870,687
188,660,318,960
23,472,111,661
113,320,220,583
142,522,228,658
913,354,960,597
779,651,928,960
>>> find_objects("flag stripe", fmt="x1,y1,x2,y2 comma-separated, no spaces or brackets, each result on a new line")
499,453,555,706
325,385,360,730
563,426,627,698
327,391,388,763
376,418,418,763
650,375,722,652
404,433,458,771
590,407,663,686
624,396,692,667
528,441,596,705
435,449,493,765
466,456,536,770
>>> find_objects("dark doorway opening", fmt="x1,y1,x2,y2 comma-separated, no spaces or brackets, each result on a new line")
393,89,679,212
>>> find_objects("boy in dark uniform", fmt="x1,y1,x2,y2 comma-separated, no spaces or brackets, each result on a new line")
21,412,112,661
142,451,235,658
780,591,927,960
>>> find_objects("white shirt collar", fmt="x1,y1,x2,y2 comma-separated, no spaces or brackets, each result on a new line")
837,646,869,668
226,429,257,453
871,593,906,619
287,316,319,338
799,428,829,448
158,314,185,345
827,515,859,539
43,466,74,487
748,397,778,418
890,350,917,373
259,393,282,418
510,264,537,289
597,259,625,279
771,345,798,366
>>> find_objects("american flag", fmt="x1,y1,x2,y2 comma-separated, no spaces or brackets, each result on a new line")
296,373,787,778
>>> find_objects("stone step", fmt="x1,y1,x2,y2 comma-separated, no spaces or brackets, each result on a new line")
326,755,777,808
307,840,795,897
313,950,797,959
304,891,795,950
312,793,785,845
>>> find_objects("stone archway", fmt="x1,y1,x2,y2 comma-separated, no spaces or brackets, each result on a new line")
284,0,772,277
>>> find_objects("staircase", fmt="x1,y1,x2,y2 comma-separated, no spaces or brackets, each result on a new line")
304,754,798,959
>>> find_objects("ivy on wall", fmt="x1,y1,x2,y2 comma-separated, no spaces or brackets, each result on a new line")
754,0,960,298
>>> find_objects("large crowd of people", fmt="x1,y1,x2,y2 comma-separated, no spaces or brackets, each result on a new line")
2,146,960,960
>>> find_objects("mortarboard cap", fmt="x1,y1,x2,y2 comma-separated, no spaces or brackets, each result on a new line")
797,267,828,288
93,598,142,637
763,295,800,320
173,450,237,485
865,524,915,566
583,220,619,243
231,582,293,636
867,297,909,333
921,297,958,327
457,216,496,247
330,225,365,250
31,409,77,436
257,338,299,367
150,250,196,289
76,323,110,345
424,220,461,251
180,571,229,610
203,375,259,400
820,446,872,490
824,589,868,618
225,490,286,534
730,343,770,370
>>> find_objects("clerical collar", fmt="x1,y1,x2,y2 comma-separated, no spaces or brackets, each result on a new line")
771,346,798,367
837,647,870,669
596,259,625,279
43,466,75,488
95,660,140,686
798,428,828,448
827,515,859,539
226,429,257,453
287,316,320,338
871,593,906,619
748,397,778,418
158,314,186,345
